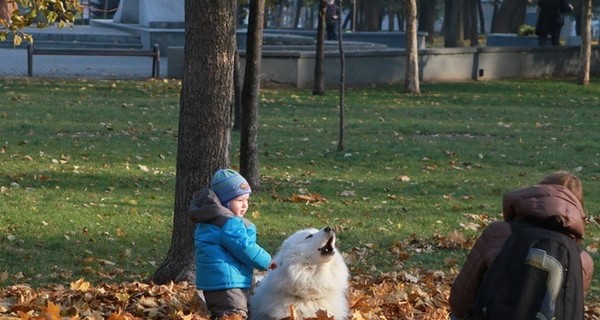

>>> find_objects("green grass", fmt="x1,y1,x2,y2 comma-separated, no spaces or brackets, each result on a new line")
1,78,599,300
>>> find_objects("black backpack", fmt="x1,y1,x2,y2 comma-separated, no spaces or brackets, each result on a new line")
472,220,584,320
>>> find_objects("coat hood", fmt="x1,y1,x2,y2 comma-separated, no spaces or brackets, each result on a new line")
502,184,585,239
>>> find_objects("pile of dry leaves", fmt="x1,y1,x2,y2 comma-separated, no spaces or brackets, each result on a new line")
1,270,599,319
0,270,452,320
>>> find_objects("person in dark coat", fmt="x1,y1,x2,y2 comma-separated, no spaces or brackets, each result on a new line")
325,0,340,41
535,0,574,45
449,171,593,319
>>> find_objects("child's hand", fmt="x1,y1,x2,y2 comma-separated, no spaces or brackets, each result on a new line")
269,259,277,270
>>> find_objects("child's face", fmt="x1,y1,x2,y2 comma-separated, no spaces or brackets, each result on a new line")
229,194,250,217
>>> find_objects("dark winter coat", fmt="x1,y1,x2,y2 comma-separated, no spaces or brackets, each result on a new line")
535,0,573,34
449,184,593,319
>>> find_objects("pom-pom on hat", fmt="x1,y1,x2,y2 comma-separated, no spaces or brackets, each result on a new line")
210,169,252,206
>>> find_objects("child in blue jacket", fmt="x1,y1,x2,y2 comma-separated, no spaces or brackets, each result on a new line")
190,169,275,319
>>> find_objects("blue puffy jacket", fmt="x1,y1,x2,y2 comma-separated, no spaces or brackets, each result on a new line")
190,188,272,291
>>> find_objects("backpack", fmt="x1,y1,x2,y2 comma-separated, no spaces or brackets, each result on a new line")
471,220,584,320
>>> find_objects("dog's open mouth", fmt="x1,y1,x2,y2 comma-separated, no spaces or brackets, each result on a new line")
318,236,335,256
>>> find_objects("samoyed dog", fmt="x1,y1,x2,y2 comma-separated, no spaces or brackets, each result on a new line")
250,226,349,320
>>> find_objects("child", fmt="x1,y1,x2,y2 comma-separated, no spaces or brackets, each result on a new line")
190,168,275,319
449,171,593,319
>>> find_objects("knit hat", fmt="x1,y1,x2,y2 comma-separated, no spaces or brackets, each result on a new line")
210,169,252,206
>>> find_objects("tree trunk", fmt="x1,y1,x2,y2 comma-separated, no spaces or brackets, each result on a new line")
313,0,326,95
233,49,242,131
418,0,437,44
444,0,464,47
240,0,265,189
578,0,592,85
467,0,478,46
294,0,304,29
404,0,420,94
151,0,235,285
491,0,526,33
337,12,345,152
477,0,486,34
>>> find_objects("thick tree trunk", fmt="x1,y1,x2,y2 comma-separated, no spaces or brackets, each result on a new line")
418,0,437,44
491,0,526,33
313,0,326,95
444,0,464,47
404,0,420,94
240,0,265,189
151,0,235,285
578,0,592,85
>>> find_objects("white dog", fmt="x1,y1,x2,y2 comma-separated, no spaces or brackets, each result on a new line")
250,227,349,320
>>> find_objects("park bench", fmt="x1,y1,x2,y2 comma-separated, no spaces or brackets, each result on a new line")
27,43,161,78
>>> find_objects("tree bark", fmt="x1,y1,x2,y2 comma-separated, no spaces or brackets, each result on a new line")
233,49,242,131
578,0,592,85
240,0,265,189
151,0,235,285
444,0,465,47
337,12,345,152
491,0,526,33
313,0,326,95
404,0,420,94
418,0,437,44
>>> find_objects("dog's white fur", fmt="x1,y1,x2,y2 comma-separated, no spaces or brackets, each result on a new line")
250,227,349,320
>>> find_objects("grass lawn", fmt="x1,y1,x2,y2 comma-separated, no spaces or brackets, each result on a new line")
1,77,599,304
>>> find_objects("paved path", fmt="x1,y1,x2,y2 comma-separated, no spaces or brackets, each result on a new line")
0,46,168,79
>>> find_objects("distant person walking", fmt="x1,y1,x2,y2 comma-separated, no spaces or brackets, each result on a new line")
325,0,340,41
535,0,574,45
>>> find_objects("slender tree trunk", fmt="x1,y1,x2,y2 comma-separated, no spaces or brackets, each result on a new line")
240,0,265,189
578,0,592,85
405,0,420,94
294,0,304,28
337,12,345,152
233,49,242,131
151,0,235,285
468,0,478,46
477,0,485,34
313,0,326,95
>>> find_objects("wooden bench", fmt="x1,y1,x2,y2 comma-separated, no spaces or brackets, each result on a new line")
27,43,160,78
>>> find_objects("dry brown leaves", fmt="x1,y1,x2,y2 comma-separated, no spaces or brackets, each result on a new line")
1,272,599,320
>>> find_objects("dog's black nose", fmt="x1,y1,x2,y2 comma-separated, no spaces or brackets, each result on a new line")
324,226,332,232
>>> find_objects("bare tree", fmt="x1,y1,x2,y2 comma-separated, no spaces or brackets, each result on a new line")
151,0,236,284
313,0,326,95
405,0,420,94
578,0,592,85
240,0,266,188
